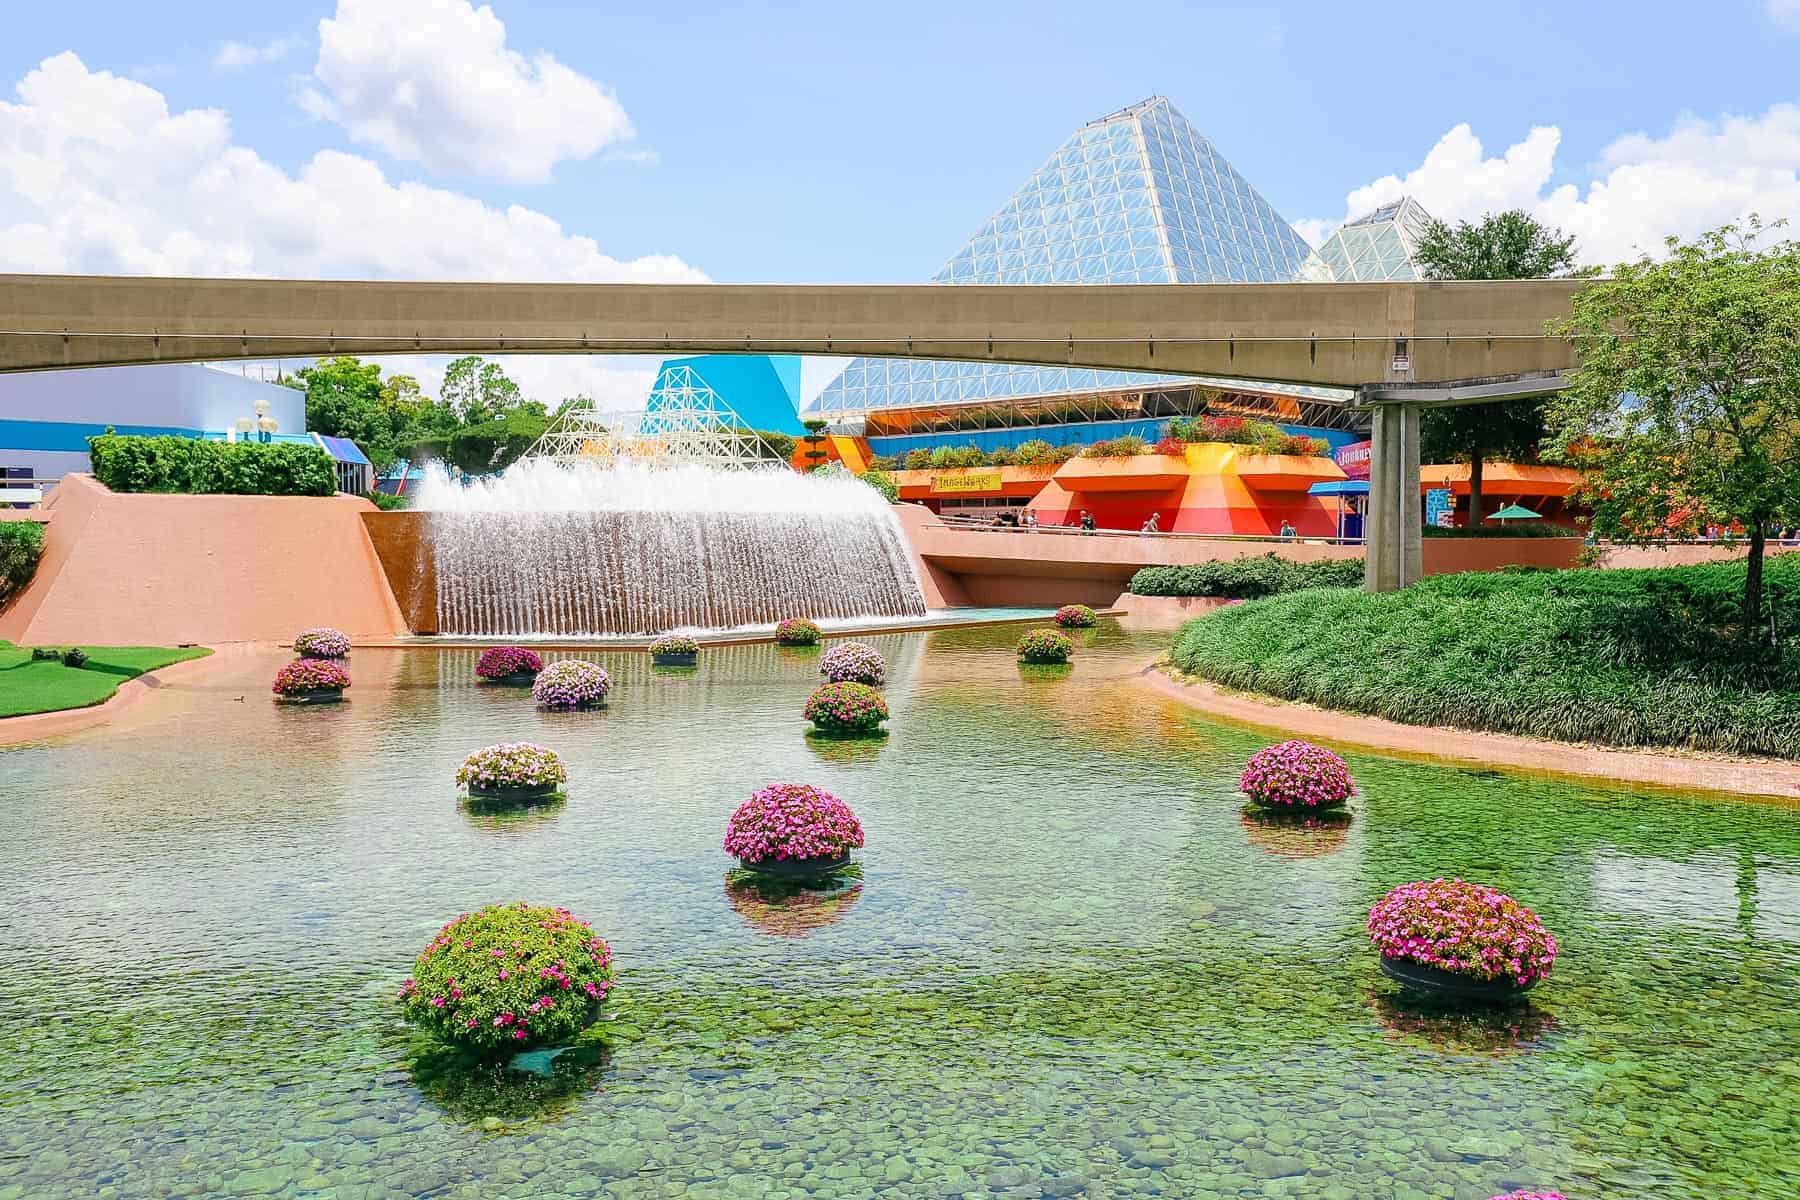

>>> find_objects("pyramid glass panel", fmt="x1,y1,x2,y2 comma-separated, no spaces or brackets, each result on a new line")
810,96,1316,415
1301,195,1438,283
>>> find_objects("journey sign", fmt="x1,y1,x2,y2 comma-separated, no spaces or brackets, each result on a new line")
929,469,1004,494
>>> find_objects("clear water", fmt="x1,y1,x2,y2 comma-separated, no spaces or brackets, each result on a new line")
1,623,1797,1200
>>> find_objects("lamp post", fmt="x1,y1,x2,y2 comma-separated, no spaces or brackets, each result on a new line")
253,398,278,443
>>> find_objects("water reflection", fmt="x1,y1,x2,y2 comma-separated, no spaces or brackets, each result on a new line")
804,728,889,766
1239,805,1353,859
408,1041,609,1126
1367,991,1558,1057
724,869,864,938
458,794,566,835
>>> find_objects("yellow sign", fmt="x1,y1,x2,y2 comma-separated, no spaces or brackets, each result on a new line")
930,469,1004,494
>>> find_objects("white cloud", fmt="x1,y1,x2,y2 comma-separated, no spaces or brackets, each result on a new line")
214,37,300,70
1770,1,1800,33
0,52,704,283
369,354,664,409
300,0,634,184
0,52,701,401
1303,106,1800,266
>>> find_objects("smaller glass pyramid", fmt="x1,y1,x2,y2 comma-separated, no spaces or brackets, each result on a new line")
1297,197,1437,283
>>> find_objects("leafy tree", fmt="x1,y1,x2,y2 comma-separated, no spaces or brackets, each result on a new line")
441,356,524,424
288,356,397,467
1549,219,1800,630
1414,210,1586,523
448,402,550,475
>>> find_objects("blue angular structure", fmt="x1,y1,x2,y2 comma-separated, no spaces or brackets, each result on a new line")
810,97,1315,415
646,354,804,435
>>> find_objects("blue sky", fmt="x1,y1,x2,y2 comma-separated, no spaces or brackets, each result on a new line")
3,0,1798,402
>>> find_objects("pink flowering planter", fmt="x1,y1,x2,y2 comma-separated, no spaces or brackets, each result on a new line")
475,646,543,686
725,783,865,880
272,659,351,705
1368,878,1558,1007
1239,740,1356,810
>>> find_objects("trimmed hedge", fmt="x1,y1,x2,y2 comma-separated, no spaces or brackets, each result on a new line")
1169,559,1800,758
0,522,43,605
88,433,335,496
1130,553,1365,599
1422,524,1580,539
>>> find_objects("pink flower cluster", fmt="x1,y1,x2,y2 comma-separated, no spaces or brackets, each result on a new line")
399,901,615,1054
455,742,567,790
803,681,889,733
1239,740,1357,809
1053,604,1097,628
1488,1192,1566,1200
293,627,350,659
723,783,865,863
1016,628,1074,663
819,641,887,686
1368,878,1559,988
776,618,822,646
532,659,611,709
271,658,351,696
475,645,543,680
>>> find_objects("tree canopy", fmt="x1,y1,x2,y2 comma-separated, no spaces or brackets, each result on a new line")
1549,219,1800,630
1413,209,1585,523
291,355,526,473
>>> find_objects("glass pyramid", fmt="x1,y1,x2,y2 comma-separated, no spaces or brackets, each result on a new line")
810,96,1316,414
1298,197,1437,283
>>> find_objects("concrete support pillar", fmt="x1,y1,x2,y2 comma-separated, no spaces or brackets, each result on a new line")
1364,403,1422,592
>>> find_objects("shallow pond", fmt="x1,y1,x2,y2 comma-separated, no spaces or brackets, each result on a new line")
1,622,1796,1199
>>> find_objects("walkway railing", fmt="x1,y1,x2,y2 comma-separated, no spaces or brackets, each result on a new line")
1,477,56,510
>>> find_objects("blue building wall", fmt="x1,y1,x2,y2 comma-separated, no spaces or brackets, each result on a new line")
648,354,805,436
868,419,1357,458
0,364,306,480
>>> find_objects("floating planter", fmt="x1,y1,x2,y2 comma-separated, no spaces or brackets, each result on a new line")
271,658,350,704
293,627,351,660
1016,628,1074,664
724,782,865,879
476,646,543,686
532,660,611,710
775,618,822,647
804,681,889,736
1239,740,1357,810
1367,878,1558,1005
456,742,567,803
818,640,886,686
1053,603,1098,629
649,635,699,667
399,901,615,1054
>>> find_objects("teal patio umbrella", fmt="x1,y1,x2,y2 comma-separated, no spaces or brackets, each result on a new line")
1487,503,1542,525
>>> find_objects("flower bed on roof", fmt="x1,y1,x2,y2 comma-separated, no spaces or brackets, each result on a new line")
1239,740,1357,809
532,660,611,710
1368,878,1558,989
1016,629,1074,664
803,681,889,734
723,782,865,865
1053,604,1097,629
776,618,822,646
399,902,614,1054
456,743,567,792
476,646,543,681
819,641,886,686
293,627,351,659
272,658,351,696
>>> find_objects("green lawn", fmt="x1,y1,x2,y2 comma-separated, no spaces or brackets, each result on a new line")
0,641,213,719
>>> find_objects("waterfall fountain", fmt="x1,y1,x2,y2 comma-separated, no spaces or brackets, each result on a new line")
414,459,928,637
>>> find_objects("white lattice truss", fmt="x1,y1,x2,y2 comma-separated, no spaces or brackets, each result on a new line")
525,366,789,468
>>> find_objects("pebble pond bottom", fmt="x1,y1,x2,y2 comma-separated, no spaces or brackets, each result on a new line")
0,623,1795,1199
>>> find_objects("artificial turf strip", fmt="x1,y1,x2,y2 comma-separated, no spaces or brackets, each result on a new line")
0,641,212,719
1168,559,1800,759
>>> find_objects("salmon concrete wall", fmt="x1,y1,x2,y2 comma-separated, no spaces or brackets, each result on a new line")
0,474,408,646
1591,542,1800,569
1420,537,1584,574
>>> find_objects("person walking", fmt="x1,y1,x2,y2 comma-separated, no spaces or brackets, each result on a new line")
1141,512,1161,533
1279,519,1297,539
1023,511,1039,532
1080,510,1096,534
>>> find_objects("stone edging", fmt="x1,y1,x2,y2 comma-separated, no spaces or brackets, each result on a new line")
1135,660,1800,804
